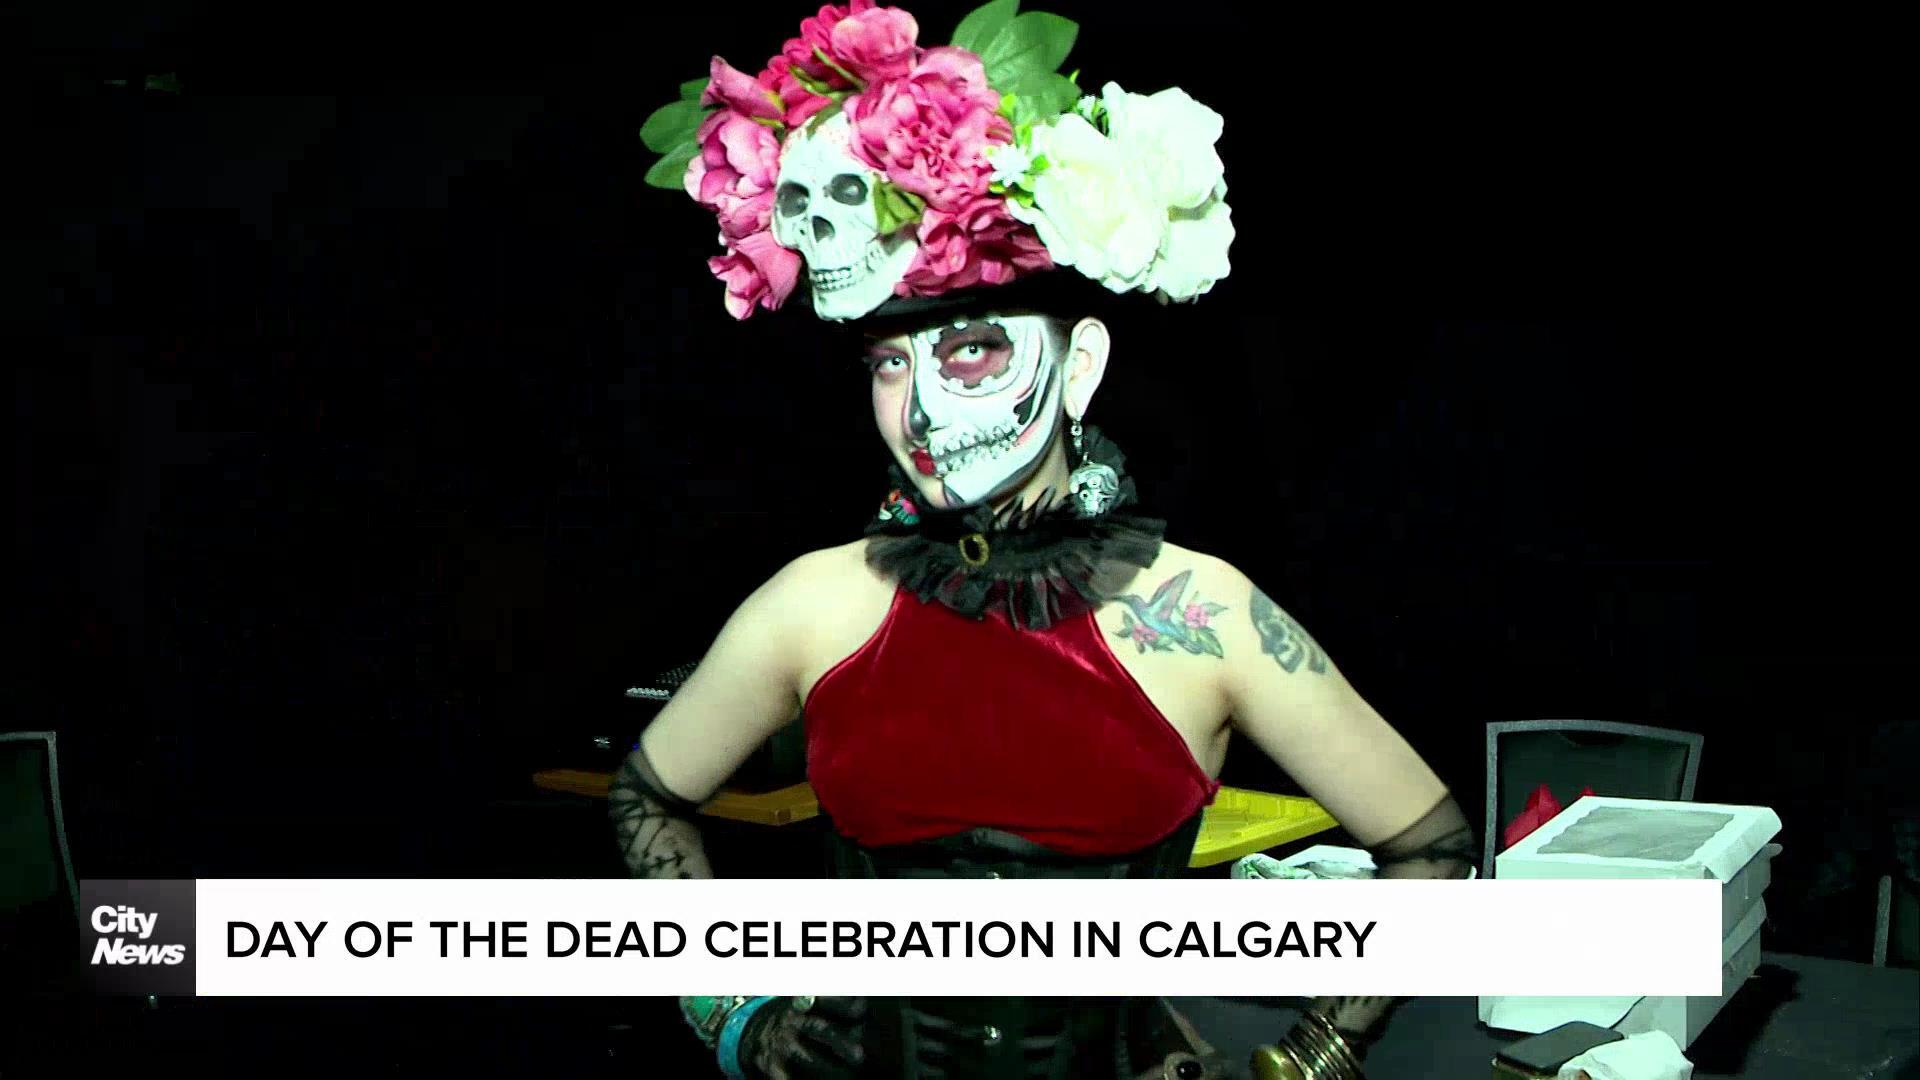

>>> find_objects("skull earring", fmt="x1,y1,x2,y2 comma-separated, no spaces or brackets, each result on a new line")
1066,416,1120,518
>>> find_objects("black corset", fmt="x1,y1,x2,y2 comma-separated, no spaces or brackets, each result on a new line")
826,811,1203,881
821,812,1208,1079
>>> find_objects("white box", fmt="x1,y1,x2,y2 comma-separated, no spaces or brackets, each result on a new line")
1479,796,1782,1047
1614,899,1766,1047
1497,796,1782,934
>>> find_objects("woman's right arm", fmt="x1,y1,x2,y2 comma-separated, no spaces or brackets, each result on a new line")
607,554,871,1078
608,555,817,879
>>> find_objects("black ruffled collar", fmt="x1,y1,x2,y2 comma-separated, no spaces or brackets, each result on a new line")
861,426,1165,630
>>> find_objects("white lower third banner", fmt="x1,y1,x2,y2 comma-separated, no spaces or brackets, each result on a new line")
117,878,1733,997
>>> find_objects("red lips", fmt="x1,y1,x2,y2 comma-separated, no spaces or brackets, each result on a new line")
910,449,936,476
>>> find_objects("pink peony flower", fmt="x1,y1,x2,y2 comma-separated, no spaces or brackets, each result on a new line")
1183,604,1210,629
715,189,776,243
685,112,785,242
706,112,782,190
900,197,1052,295
702,54,837,133
684,108,799,319
781,0,877,86
762,56,835,128
846,47,1009,214
701,56,783,123
1134,625,1160,646
709,230,802,320
830,7,920,83
909,46,1003,116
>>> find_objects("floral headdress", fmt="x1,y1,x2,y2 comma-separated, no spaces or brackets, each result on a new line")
640,0,1233,321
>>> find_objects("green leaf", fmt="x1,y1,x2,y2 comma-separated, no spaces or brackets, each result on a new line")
1072,92,1108,130
791,65,838,98
952,0,1019,54
873,181,926,236
644,141,700,190
981,11,1078,90
805,101,845,134
679,77,709,101
640,99,705,153
1007,70,1079,124
813,46,865,90
1197,630,1225,658
1202,602,1228,616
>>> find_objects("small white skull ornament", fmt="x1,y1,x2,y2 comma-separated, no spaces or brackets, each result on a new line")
1068,460,1121,518
771,113,919,321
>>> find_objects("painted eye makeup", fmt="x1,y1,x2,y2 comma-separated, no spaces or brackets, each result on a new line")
931,323,1015,388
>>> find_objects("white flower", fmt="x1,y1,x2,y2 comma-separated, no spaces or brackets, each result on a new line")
984,142,1037,189
1004,113,1165,294
1149,177,1233,302
1003,83,1233,301
1099,82,1226,211
1100,82,1232,300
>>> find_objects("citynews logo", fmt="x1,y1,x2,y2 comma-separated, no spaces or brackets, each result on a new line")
90,905,187,966
80,880,196,995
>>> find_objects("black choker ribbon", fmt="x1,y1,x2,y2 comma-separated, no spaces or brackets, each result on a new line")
862,426,1166,630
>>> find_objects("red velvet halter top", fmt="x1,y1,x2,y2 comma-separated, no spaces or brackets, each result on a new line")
804,588,1221,856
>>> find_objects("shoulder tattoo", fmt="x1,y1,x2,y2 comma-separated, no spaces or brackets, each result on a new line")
1249,587,1328,675
1111,569,1229,658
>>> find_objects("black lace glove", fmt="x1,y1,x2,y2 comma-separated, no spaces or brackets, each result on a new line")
1256,794,1478,1079
740,996,868,1080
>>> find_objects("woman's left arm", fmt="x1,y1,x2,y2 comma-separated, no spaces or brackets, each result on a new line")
1212,560,1477,1063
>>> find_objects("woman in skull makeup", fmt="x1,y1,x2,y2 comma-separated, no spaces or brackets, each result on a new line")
614,4,1477,1078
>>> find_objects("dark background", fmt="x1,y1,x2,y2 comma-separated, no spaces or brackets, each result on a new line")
13,0,1905,1073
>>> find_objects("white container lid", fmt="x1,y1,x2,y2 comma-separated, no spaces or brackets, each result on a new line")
1497,795,1782,881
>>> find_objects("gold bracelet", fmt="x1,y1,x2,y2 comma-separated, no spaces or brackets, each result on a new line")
1296,1009,1366,1078
1249,1043,1307,1080
1248,1010,1366,1080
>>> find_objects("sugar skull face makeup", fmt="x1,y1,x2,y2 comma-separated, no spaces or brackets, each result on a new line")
868,314,1066,509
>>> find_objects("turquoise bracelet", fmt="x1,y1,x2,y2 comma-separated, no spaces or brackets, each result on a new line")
716,995,779,1080
680,995,751,1049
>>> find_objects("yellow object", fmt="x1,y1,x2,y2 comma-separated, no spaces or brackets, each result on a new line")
533,771,1334,849
958,532,990,566
1190,787,1338,868
1250,1044,1307,1080
699,782,820,826
531,770,821,826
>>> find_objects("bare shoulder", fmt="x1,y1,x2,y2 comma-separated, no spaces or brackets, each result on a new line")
1114,540,1249,609
1148,541,1248,590
780,540,902,697
769,540,866,584
751,540,899,680
758,540,890,605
